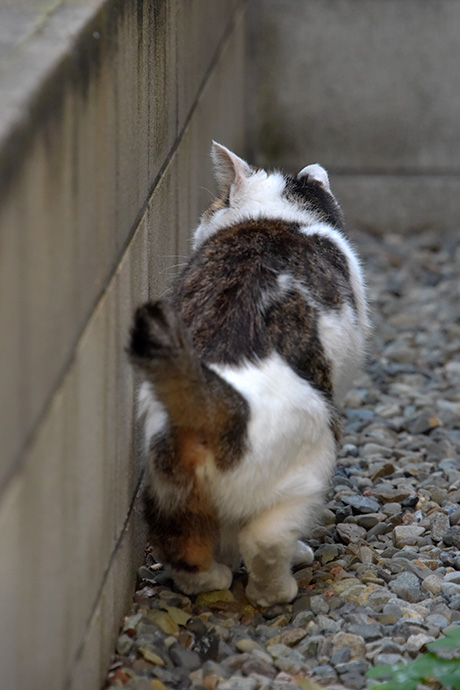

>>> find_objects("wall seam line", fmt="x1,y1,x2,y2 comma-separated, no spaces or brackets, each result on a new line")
62,470,145,690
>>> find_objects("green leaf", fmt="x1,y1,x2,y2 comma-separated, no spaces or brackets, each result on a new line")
409,652,444,676
367,632,460,690
427,626,460,652
367,661,420,690
367,664,394,679
431,659,460,690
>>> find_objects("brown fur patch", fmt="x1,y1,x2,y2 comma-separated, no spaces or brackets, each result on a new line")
143,481,218,573
202,191,230,220
177,429,212,475
330,409,343,444
183,534,214,570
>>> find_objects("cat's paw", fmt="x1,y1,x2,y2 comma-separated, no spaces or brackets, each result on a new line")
207,562,233,591
172,561,232,595
292,540,314,566
245,575,298,608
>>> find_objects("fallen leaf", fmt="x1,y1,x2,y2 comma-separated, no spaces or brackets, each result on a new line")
159,604,191,627
138,647,165,666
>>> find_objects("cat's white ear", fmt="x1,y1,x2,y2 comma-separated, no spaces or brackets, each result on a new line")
297,164,331,192
211,142,251,194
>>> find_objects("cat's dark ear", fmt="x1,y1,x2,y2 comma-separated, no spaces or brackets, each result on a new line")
297,164,331,193
211,142,251,195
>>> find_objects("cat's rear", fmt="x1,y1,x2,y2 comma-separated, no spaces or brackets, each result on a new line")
129,143,369,607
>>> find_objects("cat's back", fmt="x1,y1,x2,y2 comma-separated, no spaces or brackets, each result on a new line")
172,216,362,401
174,217,354,319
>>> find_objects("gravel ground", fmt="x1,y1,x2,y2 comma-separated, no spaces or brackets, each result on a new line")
104,229,460,690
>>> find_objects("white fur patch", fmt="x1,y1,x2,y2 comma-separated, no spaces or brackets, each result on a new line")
318,304,366,405
258,272,300,313
137,381,168,452
209,353,337,523
277,272,312,301
193,171,318,249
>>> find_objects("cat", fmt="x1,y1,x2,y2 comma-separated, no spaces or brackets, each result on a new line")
128,142,369,607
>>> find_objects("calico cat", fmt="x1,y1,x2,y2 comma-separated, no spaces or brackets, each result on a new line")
129,143,369,607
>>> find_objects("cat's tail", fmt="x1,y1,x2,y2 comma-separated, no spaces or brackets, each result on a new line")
128,300,248,470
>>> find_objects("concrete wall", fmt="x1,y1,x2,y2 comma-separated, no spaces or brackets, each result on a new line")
248,0,460,234
0,1,246,689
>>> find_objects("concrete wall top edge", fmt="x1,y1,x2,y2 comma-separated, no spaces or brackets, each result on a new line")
0,0,129,200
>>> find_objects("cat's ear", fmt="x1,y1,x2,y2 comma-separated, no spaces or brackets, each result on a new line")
297,164,331,192
211,142,252,195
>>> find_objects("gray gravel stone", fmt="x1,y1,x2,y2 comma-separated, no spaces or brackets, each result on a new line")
202,661,232,679
235,639,265,654
274,656,303,674
310,595,329,615
336,659,369,676
169,643,201,671
393,525,425,547
361,443,393,458
317,615,341,634
337,523,367,543
342,495,381,513
372,485,417,503
382,502,402,516
218,677,259,690
267,644,292,660
331,632,366,659
389,572,424,603
422,574,443,595
374,653,407,666
315,543,339,564
367,589,394,611
443,527,460,548
441,582,460,597
378,603,403,624
312,664,337,678
348,624,381,641
406,633,435,655
356,513,383,529
444,571,460,584
331,647,351,665
412,408,444,433
430,512,450,542
241,657,277,679
425,614,449,630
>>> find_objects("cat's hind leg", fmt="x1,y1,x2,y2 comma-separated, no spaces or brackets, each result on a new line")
238,499,317,607
144,486,232,595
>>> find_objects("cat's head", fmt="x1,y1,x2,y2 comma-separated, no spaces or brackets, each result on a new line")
193,142,344,249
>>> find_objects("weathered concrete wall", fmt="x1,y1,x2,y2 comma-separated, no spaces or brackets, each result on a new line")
0,1,246,689
248,0,460,233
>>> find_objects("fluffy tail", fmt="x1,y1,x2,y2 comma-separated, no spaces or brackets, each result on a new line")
128,300,248,468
